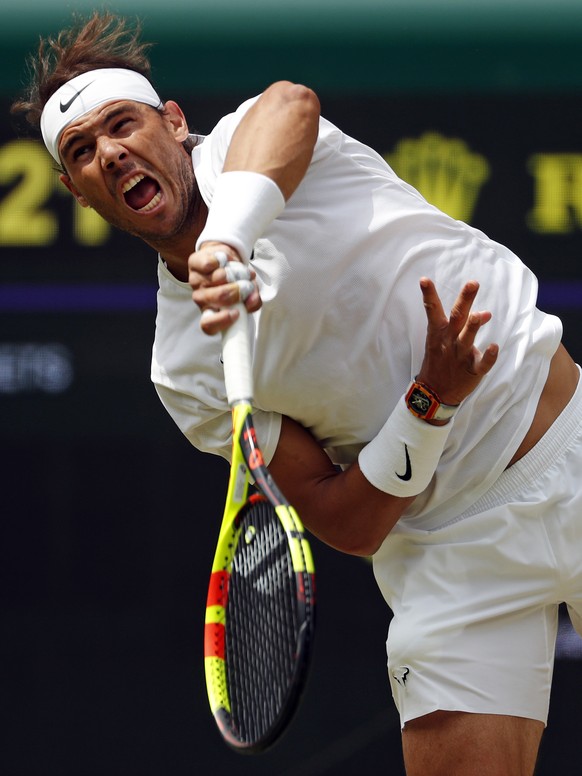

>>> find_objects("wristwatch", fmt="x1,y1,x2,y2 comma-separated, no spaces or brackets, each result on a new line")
405,380,459,422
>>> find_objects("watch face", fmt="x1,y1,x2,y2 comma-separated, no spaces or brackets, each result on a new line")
409,387,432,416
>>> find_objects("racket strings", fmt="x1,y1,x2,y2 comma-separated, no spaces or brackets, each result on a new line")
227,500,305,743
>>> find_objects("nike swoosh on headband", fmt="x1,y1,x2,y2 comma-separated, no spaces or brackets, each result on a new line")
395,444,412,481
60,82,94,113
42,68,162,163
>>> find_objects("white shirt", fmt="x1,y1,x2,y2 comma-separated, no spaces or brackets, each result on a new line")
151,98,562,528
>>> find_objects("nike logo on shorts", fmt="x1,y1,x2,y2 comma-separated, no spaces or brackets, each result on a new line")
395,444,412,481
60,82,94,113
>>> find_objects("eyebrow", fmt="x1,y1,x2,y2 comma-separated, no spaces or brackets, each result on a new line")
60,104,135,160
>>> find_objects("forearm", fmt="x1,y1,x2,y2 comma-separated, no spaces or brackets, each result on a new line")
269,416,415,557
194,83,319,268
222,81,320,200
297,463,416,557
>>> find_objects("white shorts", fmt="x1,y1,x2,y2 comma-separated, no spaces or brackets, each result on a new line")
373,367,582,728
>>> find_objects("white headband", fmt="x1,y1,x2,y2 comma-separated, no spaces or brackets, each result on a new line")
40,68,162,163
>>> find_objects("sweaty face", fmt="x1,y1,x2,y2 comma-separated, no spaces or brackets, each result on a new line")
59,100,197,247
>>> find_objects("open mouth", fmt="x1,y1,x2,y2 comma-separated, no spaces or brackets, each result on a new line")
122,173,162,212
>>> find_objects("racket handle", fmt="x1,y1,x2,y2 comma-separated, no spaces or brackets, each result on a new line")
221,303,254,405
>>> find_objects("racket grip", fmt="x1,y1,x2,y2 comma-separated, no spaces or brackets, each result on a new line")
221,303,254,405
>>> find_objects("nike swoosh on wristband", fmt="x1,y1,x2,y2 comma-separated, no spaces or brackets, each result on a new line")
59,82,94,113
395,444,412,481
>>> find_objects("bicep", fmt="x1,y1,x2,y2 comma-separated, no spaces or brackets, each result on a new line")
268,416,415,556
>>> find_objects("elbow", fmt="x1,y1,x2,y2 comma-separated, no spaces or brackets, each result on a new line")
315,522,390,558
290,83,321,118
267,81,320,125
337,534,387,558
300,494,403,557
328,501,404,557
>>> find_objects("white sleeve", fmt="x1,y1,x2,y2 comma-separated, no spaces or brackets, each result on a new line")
155,381,283,465
193,96,262,205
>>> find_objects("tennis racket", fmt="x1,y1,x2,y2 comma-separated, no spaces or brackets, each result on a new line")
204,297,316,754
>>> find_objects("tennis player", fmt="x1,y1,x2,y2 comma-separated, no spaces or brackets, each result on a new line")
13,12,582,776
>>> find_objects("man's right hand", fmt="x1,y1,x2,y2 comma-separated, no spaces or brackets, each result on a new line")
188,241,262,335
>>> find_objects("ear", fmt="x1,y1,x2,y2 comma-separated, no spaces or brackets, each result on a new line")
161,100,190,143
59,174,90,208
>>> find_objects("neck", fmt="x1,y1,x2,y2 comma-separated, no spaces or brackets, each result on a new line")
155,193,208,282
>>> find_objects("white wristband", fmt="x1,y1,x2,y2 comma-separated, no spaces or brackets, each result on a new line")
196,171,285,261
358,396,453,497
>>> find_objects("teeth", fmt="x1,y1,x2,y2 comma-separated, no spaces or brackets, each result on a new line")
122,174,161,212
138,190,162,212
122,174,145,194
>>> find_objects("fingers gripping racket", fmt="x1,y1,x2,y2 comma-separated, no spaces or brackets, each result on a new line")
204,299,316,753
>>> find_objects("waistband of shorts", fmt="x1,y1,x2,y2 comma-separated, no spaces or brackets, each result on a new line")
462,364,582,516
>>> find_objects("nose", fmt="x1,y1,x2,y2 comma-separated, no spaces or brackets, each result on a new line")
97,137,128,170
